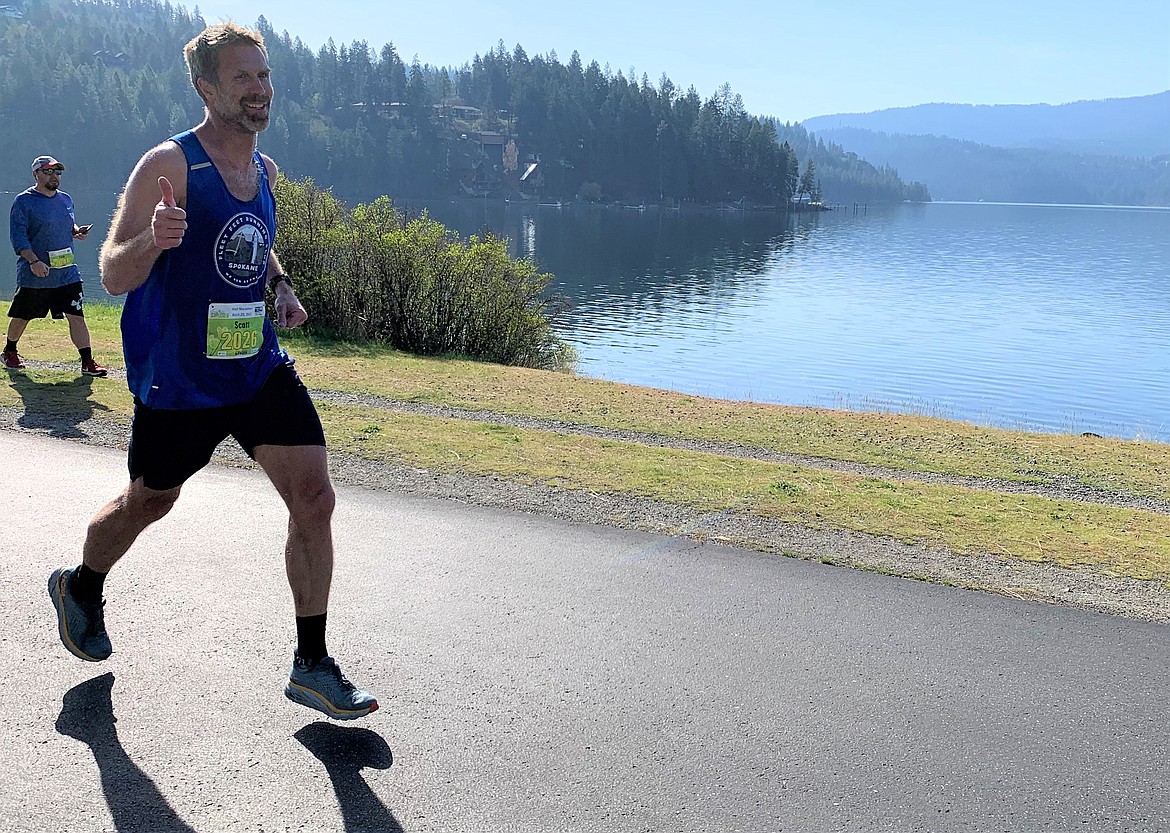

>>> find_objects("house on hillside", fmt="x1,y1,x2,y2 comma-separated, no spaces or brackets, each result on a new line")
435,103,483,122
449,140,499,196
475,131,507,162
93,50,128,66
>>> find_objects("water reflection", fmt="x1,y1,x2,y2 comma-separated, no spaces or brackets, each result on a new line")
419,200,1170,441
414,200,804,301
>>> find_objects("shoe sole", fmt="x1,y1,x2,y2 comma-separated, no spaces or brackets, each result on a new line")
284,681,379,720
48,569,108,662
82,370,108,377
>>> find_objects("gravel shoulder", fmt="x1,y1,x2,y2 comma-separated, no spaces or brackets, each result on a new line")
7,375,1170,624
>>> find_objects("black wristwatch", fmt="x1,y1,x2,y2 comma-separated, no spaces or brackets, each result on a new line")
270,273,293,290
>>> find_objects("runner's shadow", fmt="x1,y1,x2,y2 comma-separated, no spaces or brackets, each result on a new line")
8,371,110,439
55,673,196,833
294,722,403,832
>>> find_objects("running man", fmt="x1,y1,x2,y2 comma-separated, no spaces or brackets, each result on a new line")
47,22,377,720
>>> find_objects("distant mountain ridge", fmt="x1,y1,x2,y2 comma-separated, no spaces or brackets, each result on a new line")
798,128,1170,205
802,92,1170,159
798,92,1170,205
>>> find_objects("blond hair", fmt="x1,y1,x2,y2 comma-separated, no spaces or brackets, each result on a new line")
183,22,267,98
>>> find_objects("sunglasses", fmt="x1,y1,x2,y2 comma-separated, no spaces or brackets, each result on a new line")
38,169,62,176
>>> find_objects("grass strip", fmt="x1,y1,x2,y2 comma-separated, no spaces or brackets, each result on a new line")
291,334,1170,502
10,303,1170,588
321,400,1170,584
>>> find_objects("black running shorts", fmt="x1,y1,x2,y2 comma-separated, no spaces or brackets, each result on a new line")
128,361,327,491
8,282,85,320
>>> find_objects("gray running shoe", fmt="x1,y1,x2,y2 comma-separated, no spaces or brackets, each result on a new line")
48,567,112,662
285,653,379,720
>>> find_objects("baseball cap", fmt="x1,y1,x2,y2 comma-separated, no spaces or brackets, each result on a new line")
31,155,65,173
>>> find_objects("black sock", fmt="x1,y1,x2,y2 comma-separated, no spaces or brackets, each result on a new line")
70,563,107,604
79,347,93,362
5,340,16,353
295,613,328,664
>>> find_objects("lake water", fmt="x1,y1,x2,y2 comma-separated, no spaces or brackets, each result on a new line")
9,189,1169,442
422,199,1170,442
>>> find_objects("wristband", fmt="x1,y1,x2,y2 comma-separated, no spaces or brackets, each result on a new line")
270,273,292,290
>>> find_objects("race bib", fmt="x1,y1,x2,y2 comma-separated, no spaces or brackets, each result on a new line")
47,247,75,269
207,301,265,359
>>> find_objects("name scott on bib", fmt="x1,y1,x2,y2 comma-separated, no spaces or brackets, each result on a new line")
215,213,271,288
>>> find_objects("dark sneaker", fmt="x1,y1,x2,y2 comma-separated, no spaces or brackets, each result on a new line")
285,653,378,720
2,349,24,369
81,358,108,377
48,567,112,662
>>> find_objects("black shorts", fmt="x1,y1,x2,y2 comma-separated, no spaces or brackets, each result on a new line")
9,282,85,320
128,362,327,491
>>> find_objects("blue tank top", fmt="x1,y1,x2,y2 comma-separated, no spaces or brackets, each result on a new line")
121,131,286,409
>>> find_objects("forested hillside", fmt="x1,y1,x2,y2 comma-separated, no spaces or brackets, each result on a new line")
773,123,931,204
0,0,927,206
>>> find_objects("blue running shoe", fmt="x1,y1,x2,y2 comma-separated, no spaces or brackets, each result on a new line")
48,567,112,662
285,653,378,720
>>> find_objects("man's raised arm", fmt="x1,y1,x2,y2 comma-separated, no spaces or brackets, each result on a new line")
99,143,189,296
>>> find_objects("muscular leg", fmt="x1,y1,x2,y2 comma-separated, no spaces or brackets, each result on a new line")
63,313,92,350
258,443,377,718
253,444,336,616
83,478,182,573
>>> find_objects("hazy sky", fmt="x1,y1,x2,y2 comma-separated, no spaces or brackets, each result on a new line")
189,0,1170,122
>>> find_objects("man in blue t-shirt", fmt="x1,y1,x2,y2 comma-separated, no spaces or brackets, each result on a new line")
6,155,108,376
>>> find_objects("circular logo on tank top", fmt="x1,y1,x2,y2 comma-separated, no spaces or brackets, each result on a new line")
215,213,271,288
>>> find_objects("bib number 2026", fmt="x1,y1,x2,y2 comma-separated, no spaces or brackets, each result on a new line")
207,302,265,359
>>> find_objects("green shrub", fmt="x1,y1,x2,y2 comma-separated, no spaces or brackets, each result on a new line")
273,175,576,370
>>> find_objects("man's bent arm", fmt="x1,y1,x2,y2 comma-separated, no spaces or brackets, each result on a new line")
100,143,188,296
10,200,30,255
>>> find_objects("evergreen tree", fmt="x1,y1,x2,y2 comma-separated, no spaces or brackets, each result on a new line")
797,159,817,201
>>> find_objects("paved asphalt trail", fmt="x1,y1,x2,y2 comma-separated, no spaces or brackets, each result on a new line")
3,430,1170,832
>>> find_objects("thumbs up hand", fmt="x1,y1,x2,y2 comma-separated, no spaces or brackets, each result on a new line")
152,176,187,249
